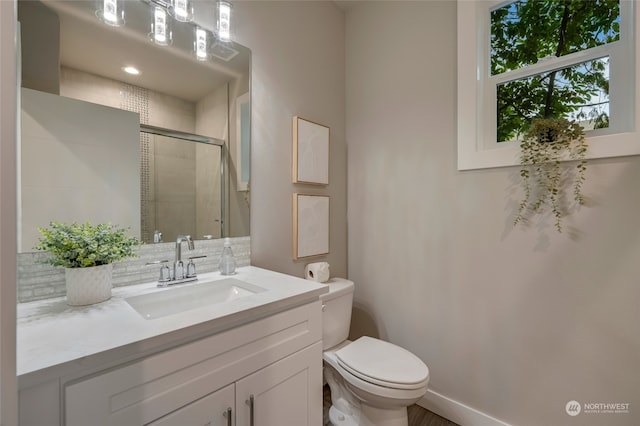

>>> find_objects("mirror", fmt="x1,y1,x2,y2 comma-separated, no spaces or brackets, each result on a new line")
141,125,224,244
17,0,250,252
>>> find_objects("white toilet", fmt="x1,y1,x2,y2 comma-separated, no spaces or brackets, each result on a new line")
321,278,429,426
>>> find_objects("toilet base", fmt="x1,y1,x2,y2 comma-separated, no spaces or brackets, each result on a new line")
359,404,408,426
328,404,408,426
329,405,358,426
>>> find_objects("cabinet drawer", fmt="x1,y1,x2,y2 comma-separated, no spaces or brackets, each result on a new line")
65,301,321,426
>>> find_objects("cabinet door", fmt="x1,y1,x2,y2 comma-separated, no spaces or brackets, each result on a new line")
235,342,322,426
19,379,60,426
149,384,234,426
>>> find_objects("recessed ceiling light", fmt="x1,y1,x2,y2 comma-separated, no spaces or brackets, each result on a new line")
122,66,140,75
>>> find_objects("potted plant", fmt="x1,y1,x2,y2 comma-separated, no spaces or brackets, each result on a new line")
514,118,588,232
35,222,141,306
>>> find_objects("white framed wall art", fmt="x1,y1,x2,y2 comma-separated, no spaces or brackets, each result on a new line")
292,116,329,185
292,193,330,259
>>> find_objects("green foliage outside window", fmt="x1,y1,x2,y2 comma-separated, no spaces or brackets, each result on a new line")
491,0,619,142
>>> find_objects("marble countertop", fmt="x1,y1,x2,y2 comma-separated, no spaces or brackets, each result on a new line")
17,266,328,384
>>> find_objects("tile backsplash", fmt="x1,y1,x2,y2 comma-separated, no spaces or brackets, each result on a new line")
17,237,250,303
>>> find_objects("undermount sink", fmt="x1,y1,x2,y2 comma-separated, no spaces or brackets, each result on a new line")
125,278,267,320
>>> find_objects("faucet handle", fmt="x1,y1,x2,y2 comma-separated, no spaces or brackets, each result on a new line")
174,260,185,280
160,264,171,282
186,259,196,278
186,255,207,278
146,260,170,265
146,260,171,284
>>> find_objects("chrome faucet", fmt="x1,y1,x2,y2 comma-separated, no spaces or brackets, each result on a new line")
145,235,207,287
174,235,194,280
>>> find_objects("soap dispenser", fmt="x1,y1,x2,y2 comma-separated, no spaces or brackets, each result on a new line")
219,237,237,275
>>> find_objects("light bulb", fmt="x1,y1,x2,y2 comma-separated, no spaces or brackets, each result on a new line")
96,0,124,27
103,0,117,23
195,27,208,61
171,0,193,22
218,1,231,42
150,6,172,46
122,66,140,75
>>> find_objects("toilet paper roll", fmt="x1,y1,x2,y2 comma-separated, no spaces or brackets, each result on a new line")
305,262,330,283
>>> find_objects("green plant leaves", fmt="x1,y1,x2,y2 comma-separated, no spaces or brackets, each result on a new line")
513,118,588,232
35,222,141,268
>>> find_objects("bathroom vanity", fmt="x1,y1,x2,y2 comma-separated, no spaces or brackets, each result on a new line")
17,267,327,426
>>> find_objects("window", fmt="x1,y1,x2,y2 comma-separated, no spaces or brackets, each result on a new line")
497,57,611,141
458,0,639,170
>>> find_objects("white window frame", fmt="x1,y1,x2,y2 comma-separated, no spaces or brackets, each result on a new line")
458,0,640,170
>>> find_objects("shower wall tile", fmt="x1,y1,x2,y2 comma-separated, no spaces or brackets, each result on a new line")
196,84,228,140
148,91,196,132
60,67,120,108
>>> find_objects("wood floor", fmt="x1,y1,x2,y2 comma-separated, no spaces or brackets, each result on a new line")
323,385,459,426
407,404,459,426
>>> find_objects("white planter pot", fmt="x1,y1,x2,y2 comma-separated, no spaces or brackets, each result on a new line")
65,264,113,306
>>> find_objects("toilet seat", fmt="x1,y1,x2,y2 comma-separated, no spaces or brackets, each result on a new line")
335,337,429,390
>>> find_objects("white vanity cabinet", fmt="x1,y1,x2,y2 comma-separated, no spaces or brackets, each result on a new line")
148,343,321,426
235,343,321,426
22,300,322,426
148,383,235,426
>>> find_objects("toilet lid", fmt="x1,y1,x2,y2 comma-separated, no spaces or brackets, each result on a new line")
335,336,429,390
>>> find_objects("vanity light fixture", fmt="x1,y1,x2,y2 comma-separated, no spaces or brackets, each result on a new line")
122,66,140,75
217,1,231,42
169,0,193,22
96,0,125,27
150,5,172,46
97,0,235,56
194,27,209,61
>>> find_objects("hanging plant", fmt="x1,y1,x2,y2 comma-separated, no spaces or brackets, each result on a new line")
514,118,588,232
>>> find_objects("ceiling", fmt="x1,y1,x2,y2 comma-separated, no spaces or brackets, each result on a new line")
39,0,250,102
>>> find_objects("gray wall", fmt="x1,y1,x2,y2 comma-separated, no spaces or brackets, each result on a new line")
234,1,347,280
18,0,60,94
0,1,18,422
346,2,639,426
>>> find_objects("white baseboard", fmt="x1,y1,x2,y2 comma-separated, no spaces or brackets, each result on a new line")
417,389,512,426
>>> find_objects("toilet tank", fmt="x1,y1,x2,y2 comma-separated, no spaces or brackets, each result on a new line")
319,278,354,350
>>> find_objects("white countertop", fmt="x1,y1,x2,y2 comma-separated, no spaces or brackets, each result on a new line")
17,266,328,383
